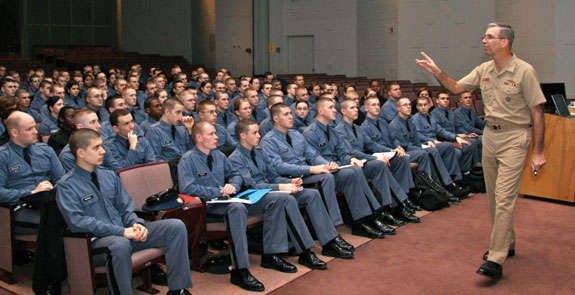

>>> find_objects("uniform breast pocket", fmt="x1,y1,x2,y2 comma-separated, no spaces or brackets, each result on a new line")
33,161,51,174
480,81,493,92
402,132,410,138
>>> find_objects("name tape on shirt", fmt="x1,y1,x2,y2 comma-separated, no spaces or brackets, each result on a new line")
83,195,94,202
9,165,21,172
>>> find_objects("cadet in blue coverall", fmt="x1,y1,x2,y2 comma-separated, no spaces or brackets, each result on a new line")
178,121,327,292
57,129,192,295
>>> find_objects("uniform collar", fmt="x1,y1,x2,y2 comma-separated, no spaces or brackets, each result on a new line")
72,165,94,181
191,146,210,159
271,127,288,140
487,53,518,75
7,141,26,156
114,134,129,148
236,144,253,157
313,119,328,132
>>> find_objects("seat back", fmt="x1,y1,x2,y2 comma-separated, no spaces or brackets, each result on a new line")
0,204,15,277
63,233,96,294
117,162,173,210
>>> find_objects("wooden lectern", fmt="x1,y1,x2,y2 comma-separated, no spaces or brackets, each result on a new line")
519,114,575,203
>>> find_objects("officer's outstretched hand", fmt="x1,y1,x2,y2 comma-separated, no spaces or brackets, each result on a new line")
415,52,442,75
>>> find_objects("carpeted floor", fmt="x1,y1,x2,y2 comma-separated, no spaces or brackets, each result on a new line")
271,194,575,295
2,194,573,294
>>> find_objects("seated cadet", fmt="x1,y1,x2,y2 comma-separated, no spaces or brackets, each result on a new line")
197,100,236,149
38,96,64,134
178,121,327,292
64,81,84,108
261,103,386,239
292,100,312,133
336,99,422,218
0,111,65,234
454,91,485,135
257,95,284,137
245,88,268,123
303,97,417,227
432,91,483,166
146,98,194,161
230,119,354,260
177,88,200,122
105,109,157,169
47,106,76,155
122,86,147,124
213,91,234,126
361,96,437,183
57,129,192,295
389,98,468,200
343,91,366,125
411,96,474,173
291,87,317,120
99,95,144,140
197,81,213,103
15,88,42,123
381,81,402,122
59,109,122,172
139,96,161,135
30,80,52,115
454,91,484,164
1,78,19,98
227,98,252,142
84,87,109,123
283,83,297,105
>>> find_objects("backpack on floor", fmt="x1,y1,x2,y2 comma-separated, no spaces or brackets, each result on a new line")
409,188,449,211
412,170,451,202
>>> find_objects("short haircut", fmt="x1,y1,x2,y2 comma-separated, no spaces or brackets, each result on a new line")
315,97,333,110
69,128,101,160
261,81,272,88
197,100,215,113
110,109,131,126
363,95,380,105
487,22,514,47
191,120,211,144
436,91,450,98
242,87,257,98
105,94,124,110
233,98,248,112
270,102,289,119
1,78,15,87
417,96,432,105
73,109,95,124
295,100,309,109
235,119,258,138
162,97,183,112
40,80,53,89
387,81,400,90
267,95,283,108
339,99,356,111
15,88,29,97
214,91,228,101
120,86,135,96
58,106,76,121
143,96,159,110
66,81,79,92
5,111,26,131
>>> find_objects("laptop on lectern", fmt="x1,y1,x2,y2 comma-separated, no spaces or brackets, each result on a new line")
551,94,575,119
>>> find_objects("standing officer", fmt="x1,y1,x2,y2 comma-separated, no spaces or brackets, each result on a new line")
230,119,354,259
57,129,192,295
416,22,546,279
178,121,327,292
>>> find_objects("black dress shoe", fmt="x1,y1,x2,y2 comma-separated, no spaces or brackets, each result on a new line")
261,254,297,273
483,250,515,261
446,185,470,199
405,199,422,211
166,289,191,295
448,196,461,203
476,261,502,279
298,251,327,270
150,264,168,286
14,250,34,265
230,268,265,292
372,219,396,235
379,211,406,227
333,235,355,252
399,207,420,223
351,223,385,239
322,240,354,259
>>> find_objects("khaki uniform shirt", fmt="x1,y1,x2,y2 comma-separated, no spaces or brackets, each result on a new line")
458,54,546,125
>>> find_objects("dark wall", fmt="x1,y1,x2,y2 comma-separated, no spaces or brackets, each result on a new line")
0,0,21,54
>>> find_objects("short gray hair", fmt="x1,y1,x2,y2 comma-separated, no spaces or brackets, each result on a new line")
487,22,514,48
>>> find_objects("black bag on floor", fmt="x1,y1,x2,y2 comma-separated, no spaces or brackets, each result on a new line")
412,170,451,202
409,188,449,211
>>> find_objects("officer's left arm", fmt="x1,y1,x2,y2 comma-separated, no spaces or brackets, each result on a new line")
530,103,546,172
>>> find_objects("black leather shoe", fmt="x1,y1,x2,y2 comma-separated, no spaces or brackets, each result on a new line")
166,289,191,295
483,250,515,261
351,223,385,239
405,199,422,211
13,250,34,265
372,219,396,235
150,264,168,286
399,207,420,223
476,261,502,279
298,251,327,270
380,211,406,227
322,240,354,259
333,235,355,252
230,268,265,292
261,254,297,273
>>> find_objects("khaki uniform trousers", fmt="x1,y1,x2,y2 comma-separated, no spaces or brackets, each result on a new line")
482,123,532,265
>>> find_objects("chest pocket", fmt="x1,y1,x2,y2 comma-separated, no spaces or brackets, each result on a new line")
161,139,174,146
502,82,521,96
371,133,380,140
32,158,51,174
402,132,410,139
